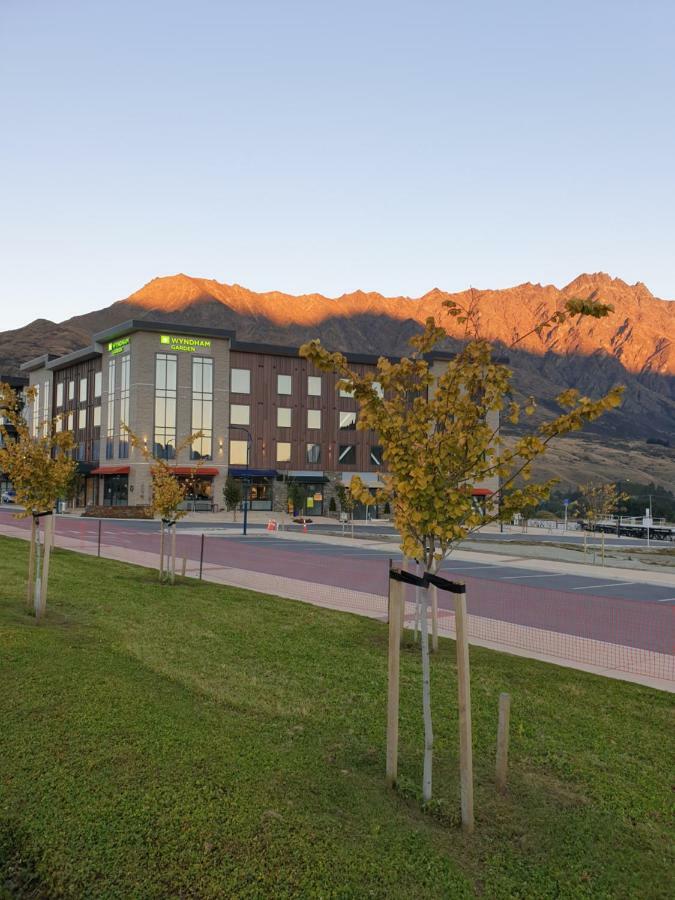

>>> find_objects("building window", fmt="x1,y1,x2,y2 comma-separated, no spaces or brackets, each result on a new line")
154,353,177,459
43,381,49,436
32,384,39,437
229,439,249,465
308,375,322,397
55,416,63,433
277,374,292,395
338,444,356,464
339,385,354,399
106,359,115,459
277,407,291,428
276,442,291,463
306,443,321,464
78,408,86,431
191,357,213,460
231,368,250,393
118,355,130,458
94,371,102,397
79,377,87,403
56,382,64,408
373,381,384,399
67,411,74,432
307,409,321,430
370,445,383,466
93,406,101,428
68,380,74,401
230,404,250,426
339,411,357,430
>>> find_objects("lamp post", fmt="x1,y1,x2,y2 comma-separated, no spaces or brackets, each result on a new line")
230,426,253,536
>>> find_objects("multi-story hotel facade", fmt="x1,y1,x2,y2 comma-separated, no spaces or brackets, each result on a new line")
19,320,498,516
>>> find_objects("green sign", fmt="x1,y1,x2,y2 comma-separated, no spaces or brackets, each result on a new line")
108,337,130,355
160,334,211,352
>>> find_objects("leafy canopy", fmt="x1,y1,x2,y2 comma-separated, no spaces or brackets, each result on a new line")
300,296,623,568
0,383,77,517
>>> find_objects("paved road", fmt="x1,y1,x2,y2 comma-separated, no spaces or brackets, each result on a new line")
2,510,672,656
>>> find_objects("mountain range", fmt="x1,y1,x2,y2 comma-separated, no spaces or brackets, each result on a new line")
1,273,673,453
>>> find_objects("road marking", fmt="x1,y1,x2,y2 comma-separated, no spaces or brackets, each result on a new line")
441,563,513,571
499,573,568,580
570,582,635,591
656,597,675,603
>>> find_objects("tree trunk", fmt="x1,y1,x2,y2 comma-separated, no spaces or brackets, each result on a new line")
420,591,433,802
431,584,439,652
37,514,53,622
27,516,36,611
158,521,165,581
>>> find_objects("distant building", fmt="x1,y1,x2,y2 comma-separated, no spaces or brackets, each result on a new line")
19,321,498,515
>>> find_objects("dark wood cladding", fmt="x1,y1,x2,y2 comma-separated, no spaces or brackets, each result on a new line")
229,349,381,473
52,358,102,463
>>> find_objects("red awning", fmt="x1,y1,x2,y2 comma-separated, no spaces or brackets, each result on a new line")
90,466,130,476
472,488,493,496
169,467,219,477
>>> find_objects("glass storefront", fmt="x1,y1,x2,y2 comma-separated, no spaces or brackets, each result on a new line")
103,474,129,507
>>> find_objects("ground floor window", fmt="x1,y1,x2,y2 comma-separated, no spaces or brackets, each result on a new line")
236,477,273,511
287,482,325,516
176,475,214,509
103,474,129,507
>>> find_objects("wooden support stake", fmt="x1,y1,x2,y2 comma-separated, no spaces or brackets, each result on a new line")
37,515,53,623
495,692,511,793
27,516,36,610
455,589,474,832
170,525,177,585
181,555,187,577
158,521,165,581
386,578,403,787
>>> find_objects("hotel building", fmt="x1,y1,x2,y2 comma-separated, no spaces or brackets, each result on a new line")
19,320,498,516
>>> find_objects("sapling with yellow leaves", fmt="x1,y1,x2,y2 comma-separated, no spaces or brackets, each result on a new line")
0,383,77,621
124,426,205,583
301,293,623,805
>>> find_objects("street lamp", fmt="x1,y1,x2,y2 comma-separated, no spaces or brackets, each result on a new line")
230,426,253,536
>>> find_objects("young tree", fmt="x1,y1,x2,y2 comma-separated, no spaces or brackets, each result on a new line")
287,479,304,517
334,481,356,536
577,481,628,563
0,383,77,621
125,426,204,583
223,475,242,521
301,295,623,804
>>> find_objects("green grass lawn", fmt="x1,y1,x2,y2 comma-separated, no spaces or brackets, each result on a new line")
0,535,673,899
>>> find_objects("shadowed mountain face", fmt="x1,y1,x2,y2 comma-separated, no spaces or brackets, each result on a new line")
1,273,673,443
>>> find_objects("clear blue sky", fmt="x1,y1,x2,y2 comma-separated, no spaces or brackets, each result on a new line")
1,0,674,329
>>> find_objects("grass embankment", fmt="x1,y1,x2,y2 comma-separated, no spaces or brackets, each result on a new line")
0,535,672,898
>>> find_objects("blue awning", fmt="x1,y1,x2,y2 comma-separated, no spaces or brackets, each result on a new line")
228,468,277,478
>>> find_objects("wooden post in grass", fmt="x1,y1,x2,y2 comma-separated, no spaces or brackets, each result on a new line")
454,587,474,832
386,576,403,787
495,692,511,793
170,525,177,585
37,513,53,623
158,520,165,581
27,515,36,610
431,583,439,653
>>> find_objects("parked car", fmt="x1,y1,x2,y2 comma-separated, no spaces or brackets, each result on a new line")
1,489,17,504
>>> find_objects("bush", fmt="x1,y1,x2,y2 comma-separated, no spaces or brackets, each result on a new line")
329,496,337,513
